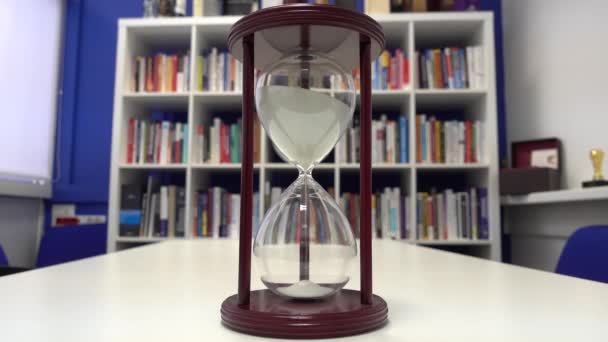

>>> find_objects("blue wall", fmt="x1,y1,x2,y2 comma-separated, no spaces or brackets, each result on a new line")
52,0,506,252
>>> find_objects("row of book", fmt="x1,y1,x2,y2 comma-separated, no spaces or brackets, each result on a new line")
194,46,410,93
131,52,191,92
336,115,409,164
341,189,411,240
416,46,484,89
196,48,243,92
365,0,480,13
192,188,259,238
143,0,187,17
415,115,484,164
416,187,488,241
195,118,241,164
126,117,188,164
119,179,488,242
370,49,410,90
119,176,186,237
257,1,480,14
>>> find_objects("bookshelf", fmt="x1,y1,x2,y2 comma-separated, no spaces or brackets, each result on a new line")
108,12,501,261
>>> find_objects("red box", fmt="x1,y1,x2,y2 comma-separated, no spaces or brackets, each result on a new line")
500,138,562,195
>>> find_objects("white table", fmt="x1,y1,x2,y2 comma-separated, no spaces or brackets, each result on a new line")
1,240,607,341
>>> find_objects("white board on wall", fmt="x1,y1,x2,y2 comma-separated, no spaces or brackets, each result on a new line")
0,0,64,198
502,0,608,189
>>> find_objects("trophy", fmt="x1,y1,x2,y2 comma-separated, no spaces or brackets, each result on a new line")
582,149,608,187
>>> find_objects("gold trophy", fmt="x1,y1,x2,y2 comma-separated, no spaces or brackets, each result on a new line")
582,148,608,187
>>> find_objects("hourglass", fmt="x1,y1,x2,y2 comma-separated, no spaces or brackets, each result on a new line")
222,4,387,338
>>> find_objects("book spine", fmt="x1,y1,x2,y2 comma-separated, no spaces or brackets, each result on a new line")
463,192,470,239
479,188,489,239
459,48,468,88
470,188,478,240
425,50,434,88
183,54,190,91
230,124,239,163
418,52,427,88
465,121,472,163
466,46,474,88
435,120,441,163
213,187,221,238
390,54,398,90
399,116,407,163
139,120,147,164
396,49,404,89
445,48,454,89
451,48,461,88
475,46,484,89
210,48,217,92
381,50,390,90
172,55,179,92
159,186,168,237
182,123,188,163
201,192,208,237
386,121,394,163
159,121,167,164
127,118,135,163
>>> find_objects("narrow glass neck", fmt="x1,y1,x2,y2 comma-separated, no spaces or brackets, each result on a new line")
296,163,314,176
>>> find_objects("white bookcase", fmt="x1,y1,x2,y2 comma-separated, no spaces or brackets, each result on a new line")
108,12,501,261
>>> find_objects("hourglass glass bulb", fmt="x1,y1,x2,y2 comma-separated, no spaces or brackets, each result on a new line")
253,52,358,300
256,52,356,170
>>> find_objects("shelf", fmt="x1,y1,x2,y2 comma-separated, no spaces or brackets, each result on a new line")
414,240,492,246
192,90,409,109
116,237,175,243
123,92,189,109
416,163,489,170
110,13,499,261
415,88,486,108
501,187,608,206
368,89,411,108
339,163,411,170
119,163,187,170
265,163,336,170
193,91,242,110
192,163,261,170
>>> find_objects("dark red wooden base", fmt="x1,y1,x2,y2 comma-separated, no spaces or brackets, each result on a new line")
221,289,388,339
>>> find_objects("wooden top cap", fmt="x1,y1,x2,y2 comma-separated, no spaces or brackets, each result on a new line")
228,4,385,70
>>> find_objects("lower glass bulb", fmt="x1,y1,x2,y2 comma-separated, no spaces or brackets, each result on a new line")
253,172,356,300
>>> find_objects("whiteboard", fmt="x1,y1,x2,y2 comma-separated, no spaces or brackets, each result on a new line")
0,1,64,198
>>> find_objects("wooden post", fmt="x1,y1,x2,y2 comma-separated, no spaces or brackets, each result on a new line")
359,36,373,305
237,34,255,306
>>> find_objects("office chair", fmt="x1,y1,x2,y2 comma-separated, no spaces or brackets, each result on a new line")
555,225,608,283
37,226,106,267
0,244,8,267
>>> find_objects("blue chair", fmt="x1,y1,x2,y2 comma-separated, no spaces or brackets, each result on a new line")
555,225,608,283
0,244,8,266
37,226,106,267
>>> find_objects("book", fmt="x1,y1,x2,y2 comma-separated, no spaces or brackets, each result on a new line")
399,115,408,163
478,188,489,239
415,115,484,164
366,0,390,13
176,187,186,237
119,184,143,236
416,46,484,89
168,185,177,237
132,52,190,92
416,187,487,241
159,186,169,236
194,187,257,238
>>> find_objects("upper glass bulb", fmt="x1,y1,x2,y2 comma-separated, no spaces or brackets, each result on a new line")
255,52,356,171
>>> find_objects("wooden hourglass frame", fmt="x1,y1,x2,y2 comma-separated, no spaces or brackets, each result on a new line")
221,4,387,338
